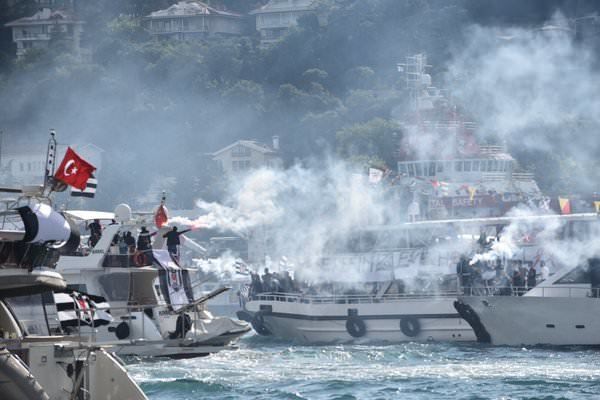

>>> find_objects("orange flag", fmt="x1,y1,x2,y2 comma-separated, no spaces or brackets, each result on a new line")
558,197,571,214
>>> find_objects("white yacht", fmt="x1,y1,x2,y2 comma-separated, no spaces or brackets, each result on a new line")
241,221,479,344
0,195,147,399
48,205,250,358
454,214,600,346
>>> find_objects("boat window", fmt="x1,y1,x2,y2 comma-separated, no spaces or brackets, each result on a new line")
5,294,49,336
554,265,590,284
436,162,443,173
455,161,463,172
66,284,88,293
407,163,415,177
415,163,422,176
571,221,592,240
428,162,436,176
464,161,471,172
98,273,131,301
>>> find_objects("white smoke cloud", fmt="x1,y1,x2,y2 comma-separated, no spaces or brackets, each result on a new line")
446,13,600,178
171,160,402,282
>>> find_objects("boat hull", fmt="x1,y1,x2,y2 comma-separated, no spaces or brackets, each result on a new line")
245,296,474,344
455,296,600,346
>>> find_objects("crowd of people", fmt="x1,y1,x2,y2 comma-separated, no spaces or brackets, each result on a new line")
456,255,550,296
249,268,299,296
86,219,190,266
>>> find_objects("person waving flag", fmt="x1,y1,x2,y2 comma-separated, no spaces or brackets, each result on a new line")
54,147,96,190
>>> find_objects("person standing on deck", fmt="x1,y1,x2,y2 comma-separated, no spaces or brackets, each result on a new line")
162,226,191,259
527,265,537,289
540,261,550,281
137,227,157,264
88,219,102,247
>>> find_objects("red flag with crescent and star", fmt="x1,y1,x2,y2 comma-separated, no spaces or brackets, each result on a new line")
54,147,96,190
155,204,168,228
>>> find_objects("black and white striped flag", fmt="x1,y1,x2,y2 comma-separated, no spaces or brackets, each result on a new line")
70,174,97,198
54,291,113,328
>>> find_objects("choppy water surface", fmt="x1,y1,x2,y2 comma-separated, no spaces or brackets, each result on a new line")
128,335,600,400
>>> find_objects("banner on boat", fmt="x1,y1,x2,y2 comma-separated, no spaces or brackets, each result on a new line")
153,249,193,311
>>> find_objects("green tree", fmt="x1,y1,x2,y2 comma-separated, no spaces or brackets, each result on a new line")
336,118,402,168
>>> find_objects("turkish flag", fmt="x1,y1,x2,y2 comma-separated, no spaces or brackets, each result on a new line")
155,204,168,228
54,147,96,190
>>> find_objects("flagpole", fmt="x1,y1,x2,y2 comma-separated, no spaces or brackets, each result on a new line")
44,129,57,195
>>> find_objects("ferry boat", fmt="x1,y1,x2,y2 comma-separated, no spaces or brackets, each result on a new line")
48,205,251,358
241,210,593,343
241,219,478,344
454,213,600,346
0,191,147,399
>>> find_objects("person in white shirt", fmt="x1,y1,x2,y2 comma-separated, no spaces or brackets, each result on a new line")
540,261,550,281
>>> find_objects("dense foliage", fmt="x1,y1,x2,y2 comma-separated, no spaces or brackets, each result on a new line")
0,0,599,208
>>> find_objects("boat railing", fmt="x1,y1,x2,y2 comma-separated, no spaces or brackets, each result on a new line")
460,285,599,298
250,290,461,304
55,301,222,347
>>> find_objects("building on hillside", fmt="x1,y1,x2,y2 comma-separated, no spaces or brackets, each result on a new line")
210,136,283,175
249,0,316,45
144,1,244,40
5,7,83,59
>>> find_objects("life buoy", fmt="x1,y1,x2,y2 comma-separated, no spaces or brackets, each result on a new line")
251,312,271,336
345,316,366,338
400,317,420,337
133,251,145,267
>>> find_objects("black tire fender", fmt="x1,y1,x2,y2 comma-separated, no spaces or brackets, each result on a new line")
345,316,367,338
114,322,130,340
251,312,271,336
400,317,421,337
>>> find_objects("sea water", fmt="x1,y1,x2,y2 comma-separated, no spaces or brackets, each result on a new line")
128,335,600,400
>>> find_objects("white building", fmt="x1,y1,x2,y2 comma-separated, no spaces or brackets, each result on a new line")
250,0,316,45
5,7,83,59
145,1,244,40
210,137,283,175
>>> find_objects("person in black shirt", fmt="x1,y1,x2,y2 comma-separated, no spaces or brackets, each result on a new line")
512,270,525,296
527,265,537,289
162,226,191,258
88,219,102,247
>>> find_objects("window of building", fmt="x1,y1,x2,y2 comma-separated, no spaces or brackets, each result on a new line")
464,161,471,172
472,160,480,171
455,161,463,172
399,164,407,175
428,162,436,176
415,163,422,176
487,160,493,171
436,162,443,173
232,145,251,157
407,163,415,177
